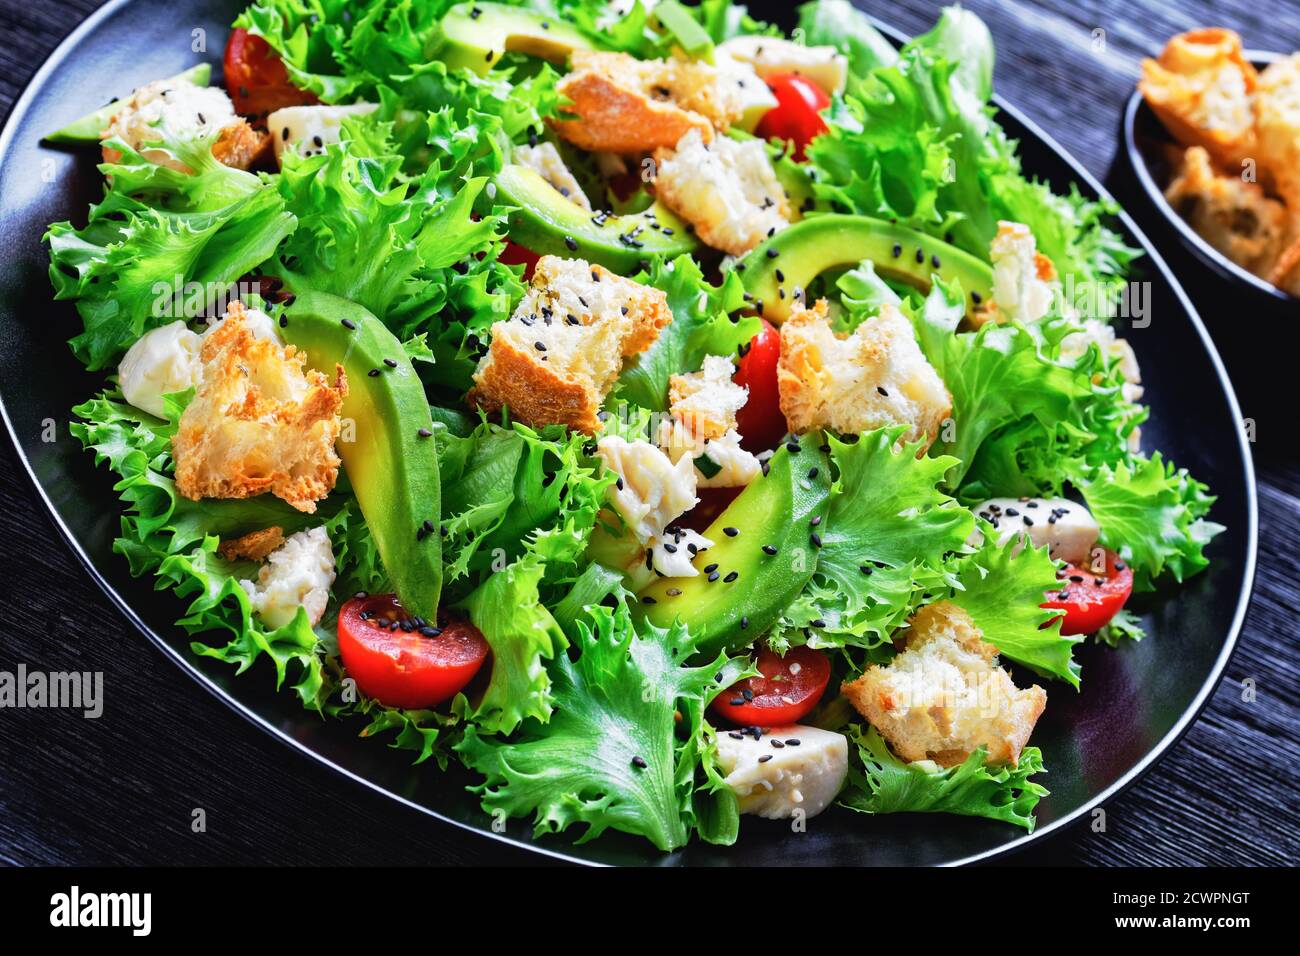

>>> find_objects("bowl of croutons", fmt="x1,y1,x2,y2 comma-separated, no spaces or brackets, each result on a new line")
1125,28,1299,305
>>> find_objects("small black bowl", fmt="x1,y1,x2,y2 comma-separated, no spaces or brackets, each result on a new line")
1122,51,1296,308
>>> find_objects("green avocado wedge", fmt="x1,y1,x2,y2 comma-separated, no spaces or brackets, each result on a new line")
636,434,833,657
739,215,994,323
494,163,700,271
438,1,592,74
282,290,442,620
45,64,212,145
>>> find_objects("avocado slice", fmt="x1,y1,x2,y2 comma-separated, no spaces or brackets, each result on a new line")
45,64,213,145
636,434,832,657
281,290,442,620
738,215,994,323
439,2,592,74
495,163,700,271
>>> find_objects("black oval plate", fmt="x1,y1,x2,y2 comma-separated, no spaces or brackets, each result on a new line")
1123,51,1297,308
0,0,1258,865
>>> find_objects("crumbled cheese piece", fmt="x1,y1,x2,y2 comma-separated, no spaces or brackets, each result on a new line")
117,321,202,418
239,526,337,629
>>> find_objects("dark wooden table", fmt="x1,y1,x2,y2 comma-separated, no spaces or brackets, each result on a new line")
1,0,1296,866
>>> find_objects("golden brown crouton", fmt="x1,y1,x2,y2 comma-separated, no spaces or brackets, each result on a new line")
668,354,748,441
1164,145,1292,277
777,299,951,452
652,129,790,256
173,303,347,513
219,526,286,562
468,256,672,433
1254,53,1300,211
841,602,1047,768
102,77,265,173
1138,28,1258,167
553,50,742,153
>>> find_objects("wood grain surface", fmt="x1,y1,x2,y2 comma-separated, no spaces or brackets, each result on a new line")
1,0,1296,866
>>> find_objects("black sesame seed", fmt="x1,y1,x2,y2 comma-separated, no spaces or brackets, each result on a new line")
740,616,749,629
785,738,800,746
707,571,720,582
642,595,656,605
809,515,822,527
417,427,432,438
971,291,983,304
810,532,823,548
723,526,738,537
279,315,288,328
724,571,738,583
786,441,801,454
860,565,872,575
915,247,925,263
770,739,785,748
811,618,826,628
564,235,578,251
341,318,357,330
383,357,398,368
367,368,381,377
703,563,719,573
877,386,889,397
892,243,902,258
762,545,778,556
631,755,647,769
807,467,819,480
765,248,779,259
931,254,941,268
1023,516,1034,527
758,754,773,763
1005,507,1019,516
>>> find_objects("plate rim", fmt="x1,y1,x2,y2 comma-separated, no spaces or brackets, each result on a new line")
0,0,1260,867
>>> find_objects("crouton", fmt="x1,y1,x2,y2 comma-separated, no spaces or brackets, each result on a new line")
1138,28,1258,167
219,526,286,562
102,77,266,172
777,299,951,452
1164,145,1291,277
841,602,1047,768
513,141,592,210
1254,53,1300,210
468,256,672,433
652,129,790,256
974,221,1059,326
173,303,347,513
669,354,748,440
554,50,742,153
716,35,849,95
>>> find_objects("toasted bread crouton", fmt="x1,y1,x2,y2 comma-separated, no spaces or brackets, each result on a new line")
173,303,347,513
468,256,672,433
219,526,286,562
1164,145,1292,277
973,221,1059,326
554,50,742,153
1254,54,1300,210
841,602,1047,767
669,354,748,440
652,129,790,256
1138,28,1257,167
513,141,592,210
777,299,950,451
102,77,266,172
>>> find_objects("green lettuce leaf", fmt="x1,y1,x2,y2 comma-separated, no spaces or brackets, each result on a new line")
948,532,1082,687
1076,453,1223,592
796,0,898,94
456,604,747,851
613,255,755,410
841,724,1047,831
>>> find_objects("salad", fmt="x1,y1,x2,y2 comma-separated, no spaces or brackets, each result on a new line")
45,0,1223,852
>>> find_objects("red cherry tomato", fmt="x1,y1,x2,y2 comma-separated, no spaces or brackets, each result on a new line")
224,27,317,117
1041,548,1134,636
711,647,832,727
755,73,830,161
498,240,541,279
734,319,787,453
337,594,489,709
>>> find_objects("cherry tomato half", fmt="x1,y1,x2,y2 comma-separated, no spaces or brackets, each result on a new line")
734,319,787,453
711,646,832,727
755,73,830,161
224,27,317,117
1041,548,1134,636
498,240,542,279
337,594,489,709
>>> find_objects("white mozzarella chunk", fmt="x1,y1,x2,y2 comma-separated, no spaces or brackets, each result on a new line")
713,724,849,820
717,35,848,95
595,436,698,545
648,527,714,578
267,103,378,165
239,526,337,629
971,496,1101,565
205,305,282,345
117,320,203,418
713,53,779,132
104,79,240,170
